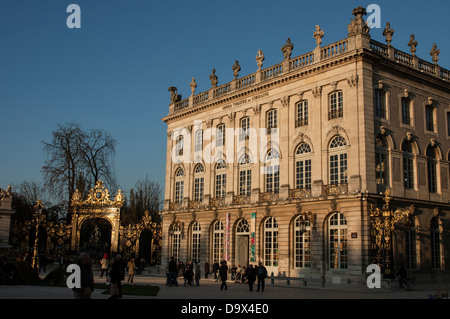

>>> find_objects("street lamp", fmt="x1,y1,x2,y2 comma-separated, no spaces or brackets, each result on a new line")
32,199,44,271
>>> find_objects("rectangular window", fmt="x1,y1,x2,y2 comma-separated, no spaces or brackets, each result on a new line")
428,161,437,193
425,105,435,132
401,98,411,125
296,100,308,127
375,89,386,118
213,231,224,262
194,177,204,202
295,228,311,268
195,130,203,152
240,117,250,141
267,109,277,134
215,174,227,198
174,181,183,204
403,156,414,189
447,113,450,137
329,91,343,120
239,170,252,196
265,165,280,193
295,159,311,189
330,153,347,185
192,232,201,264
375,152,388,185
216,124,225,146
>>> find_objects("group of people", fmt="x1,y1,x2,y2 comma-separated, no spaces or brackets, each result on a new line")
167,258,268,292
71,252,139,299
166,257,201,287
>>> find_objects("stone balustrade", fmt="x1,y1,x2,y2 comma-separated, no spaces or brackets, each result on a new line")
171,35,448,115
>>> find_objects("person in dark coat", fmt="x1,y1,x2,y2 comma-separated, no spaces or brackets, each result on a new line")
219,260,228,290
73,252,94,299
109,256,121,299
247,264,256,291
256,262,268,292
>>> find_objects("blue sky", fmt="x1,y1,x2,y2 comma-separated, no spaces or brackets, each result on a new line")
0,0,449,197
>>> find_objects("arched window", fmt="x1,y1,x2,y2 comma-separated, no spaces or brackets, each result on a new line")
215,161,227,199
191,221,201,264
427,145,437,193
264,217,278,267
265,149,280,193
294,216,311,268
329,213,347,269
171,224,181,262
295,143,312,190
174,168,184,204
375,135,389,187
329,136,348,185
402,140,414,190
236,219,249,234
193,164,204,202
239,154,252,196
212,220,224,262
329,91,343,120
431,217,442,269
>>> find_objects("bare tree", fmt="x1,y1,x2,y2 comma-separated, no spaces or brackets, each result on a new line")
41,122,117,211
122,177,162,226
42,122,83,203
77,128,117,192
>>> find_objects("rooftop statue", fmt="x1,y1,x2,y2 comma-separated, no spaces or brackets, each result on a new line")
348,6,370,37
281,38,294,60
209,69,218,88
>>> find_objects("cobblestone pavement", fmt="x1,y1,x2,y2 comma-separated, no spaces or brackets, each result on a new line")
1,265,449,300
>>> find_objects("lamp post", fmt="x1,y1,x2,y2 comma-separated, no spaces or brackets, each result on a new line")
32,199,44,271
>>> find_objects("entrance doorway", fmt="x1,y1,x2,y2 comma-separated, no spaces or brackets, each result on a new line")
79,218,112,261
235,219,249,267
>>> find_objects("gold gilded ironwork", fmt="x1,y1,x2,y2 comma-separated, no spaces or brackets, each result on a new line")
369,188,412,275
71,181,124,208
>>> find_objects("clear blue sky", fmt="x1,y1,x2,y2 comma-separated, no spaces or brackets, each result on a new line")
0,0,449,196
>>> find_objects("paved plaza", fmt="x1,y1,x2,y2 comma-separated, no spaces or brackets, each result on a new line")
0,265,449,300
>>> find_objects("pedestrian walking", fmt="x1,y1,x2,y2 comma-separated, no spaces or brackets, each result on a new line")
168,257,178,287
127,258,136,284
247,264,256,291
219,260,228,290
256,261,268,292
213,260,220,281
72,252,94,299
109,255,121,299
99,253,109,278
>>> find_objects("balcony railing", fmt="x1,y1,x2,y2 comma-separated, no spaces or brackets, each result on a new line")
323,183,348,196
289,188,311,200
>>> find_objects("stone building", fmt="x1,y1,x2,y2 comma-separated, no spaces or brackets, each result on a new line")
160,7,450,285
0,186,14,254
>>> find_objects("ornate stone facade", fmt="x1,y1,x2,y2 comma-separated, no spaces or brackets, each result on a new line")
161,8,450,285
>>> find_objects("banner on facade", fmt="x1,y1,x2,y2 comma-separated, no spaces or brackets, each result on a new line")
225,212,230,261
250,212,256,262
